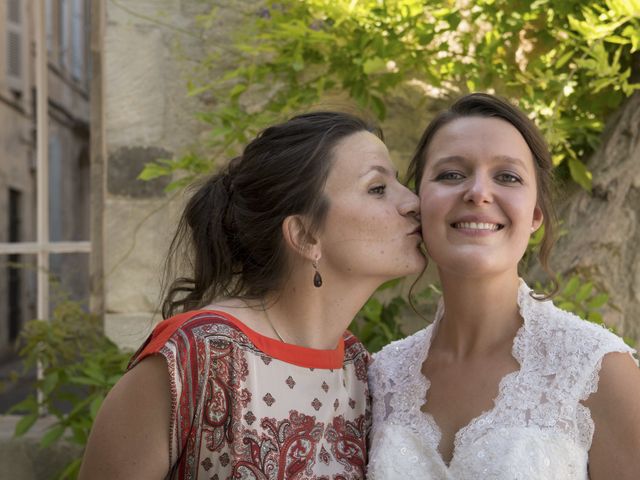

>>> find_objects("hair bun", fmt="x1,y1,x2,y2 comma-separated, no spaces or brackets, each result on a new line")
221,172,234,196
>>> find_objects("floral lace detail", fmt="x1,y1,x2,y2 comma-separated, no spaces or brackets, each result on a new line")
369,303,440,451
368,280,636,479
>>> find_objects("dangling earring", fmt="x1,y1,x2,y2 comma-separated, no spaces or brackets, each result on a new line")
312,259,323,288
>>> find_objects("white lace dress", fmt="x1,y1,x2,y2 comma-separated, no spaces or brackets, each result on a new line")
368,281,636,479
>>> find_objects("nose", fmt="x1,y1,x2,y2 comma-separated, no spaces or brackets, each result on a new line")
399,187,420,218
462,174,493,205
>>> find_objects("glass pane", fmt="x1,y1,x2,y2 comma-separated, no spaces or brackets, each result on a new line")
71,0,84,80
48,134,90,242
0,253,37,414
49,252,90,311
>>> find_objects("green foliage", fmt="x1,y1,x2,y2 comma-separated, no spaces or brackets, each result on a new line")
551,274,609,323
9,299,131,480
351,295,407,353
138,152,214,192
136,1,638,352
536,273,635,346
145,0,640,192
351,272,632,354
350,279,440,353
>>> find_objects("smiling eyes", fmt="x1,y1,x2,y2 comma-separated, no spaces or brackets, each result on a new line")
434,171,523,184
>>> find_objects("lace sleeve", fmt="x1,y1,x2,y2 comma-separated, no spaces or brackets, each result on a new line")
578,324,636,401
368,328,431,437
368,351,395,429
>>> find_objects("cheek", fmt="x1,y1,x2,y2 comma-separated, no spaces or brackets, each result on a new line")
419,191,447,225
511,196,540,229
325,205,389,242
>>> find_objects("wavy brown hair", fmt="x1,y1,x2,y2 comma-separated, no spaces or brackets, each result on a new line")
406,93,558,295
161,111,381,318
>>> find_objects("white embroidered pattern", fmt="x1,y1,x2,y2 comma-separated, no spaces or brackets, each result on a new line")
367,281,635,479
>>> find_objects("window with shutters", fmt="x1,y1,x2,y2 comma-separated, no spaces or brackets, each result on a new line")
6,0,23,93
59,0,70,71
71,0,84,81
46,0,54,52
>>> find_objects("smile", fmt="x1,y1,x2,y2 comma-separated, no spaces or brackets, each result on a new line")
452,222,504,231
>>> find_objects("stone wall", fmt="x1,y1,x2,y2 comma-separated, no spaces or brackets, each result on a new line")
101,1,442,349
0,415,83,480
103,0,214,347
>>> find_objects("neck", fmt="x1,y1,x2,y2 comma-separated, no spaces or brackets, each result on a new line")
264,269,381,350
433,270,523,358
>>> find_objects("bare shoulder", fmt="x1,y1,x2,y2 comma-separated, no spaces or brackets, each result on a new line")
584,352,640,480
586,351,640,407
79,355,171,480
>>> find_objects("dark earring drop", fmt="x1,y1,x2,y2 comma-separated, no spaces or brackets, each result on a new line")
313,260,323,287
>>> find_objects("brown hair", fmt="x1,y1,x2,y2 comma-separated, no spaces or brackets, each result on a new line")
407,93,557,292
161,111,381,318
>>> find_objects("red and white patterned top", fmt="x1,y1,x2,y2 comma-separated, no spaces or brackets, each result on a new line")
129,310,371,480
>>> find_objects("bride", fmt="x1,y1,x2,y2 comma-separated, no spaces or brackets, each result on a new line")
368,93,640,479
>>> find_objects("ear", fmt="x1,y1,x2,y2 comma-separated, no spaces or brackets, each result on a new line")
282,215,321,262
531,205,543,233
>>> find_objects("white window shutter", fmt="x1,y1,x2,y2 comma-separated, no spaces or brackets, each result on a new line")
6,0,23,92
71,0,84,81
59,0,70,71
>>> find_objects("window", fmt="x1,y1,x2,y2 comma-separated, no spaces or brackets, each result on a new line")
6,0,23,92
71,0,84,81
8,189,23,341
59,0,70,70
46,0,54,52
48,135,63,242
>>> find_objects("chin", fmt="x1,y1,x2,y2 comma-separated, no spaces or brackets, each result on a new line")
404,250,427,273
435,255,504,278
378,259,425,282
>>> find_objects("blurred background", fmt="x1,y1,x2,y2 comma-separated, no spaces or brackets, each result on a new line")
0,0,639,478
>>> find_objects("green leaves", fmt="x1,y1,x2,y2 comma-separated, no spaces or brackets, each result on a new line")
609,0,640,16
138,153,214,192
141,0,640,194
9,298,131,479
349,280,440,353
41,424,66,448
351,296,408,353
14,412,38,437
542,274,613,327
568,157,593,191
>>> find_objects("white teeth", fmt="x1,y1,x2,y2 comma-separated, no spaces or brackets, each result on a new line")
455,222,500,231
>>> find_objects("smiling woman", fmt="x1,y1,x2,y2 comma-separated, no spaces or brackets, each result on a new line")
418,116,543,278
367,94,640,480
78,111,424,480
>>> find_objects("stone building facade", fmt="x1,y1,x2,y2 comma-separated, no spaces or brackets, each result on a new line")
0,0,91,358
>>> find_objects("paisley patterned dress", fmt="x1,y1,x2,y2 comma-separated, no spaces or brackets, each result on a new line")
129,310,371,480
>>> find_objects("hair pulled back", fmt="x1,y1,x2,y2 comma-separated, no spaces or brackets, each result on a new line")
406,93,558,289
161,111,381,318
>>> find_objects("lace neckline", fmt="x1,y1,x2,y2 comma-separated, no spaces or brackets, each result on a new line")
406,280,533,467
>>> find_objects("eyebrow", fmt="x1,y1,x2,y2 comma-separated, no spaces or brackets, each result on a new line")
430,155,528,169
360,165,399,178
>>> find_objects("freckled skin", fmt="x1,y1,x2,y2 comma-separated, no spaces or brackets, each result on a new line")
319,131,426,282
